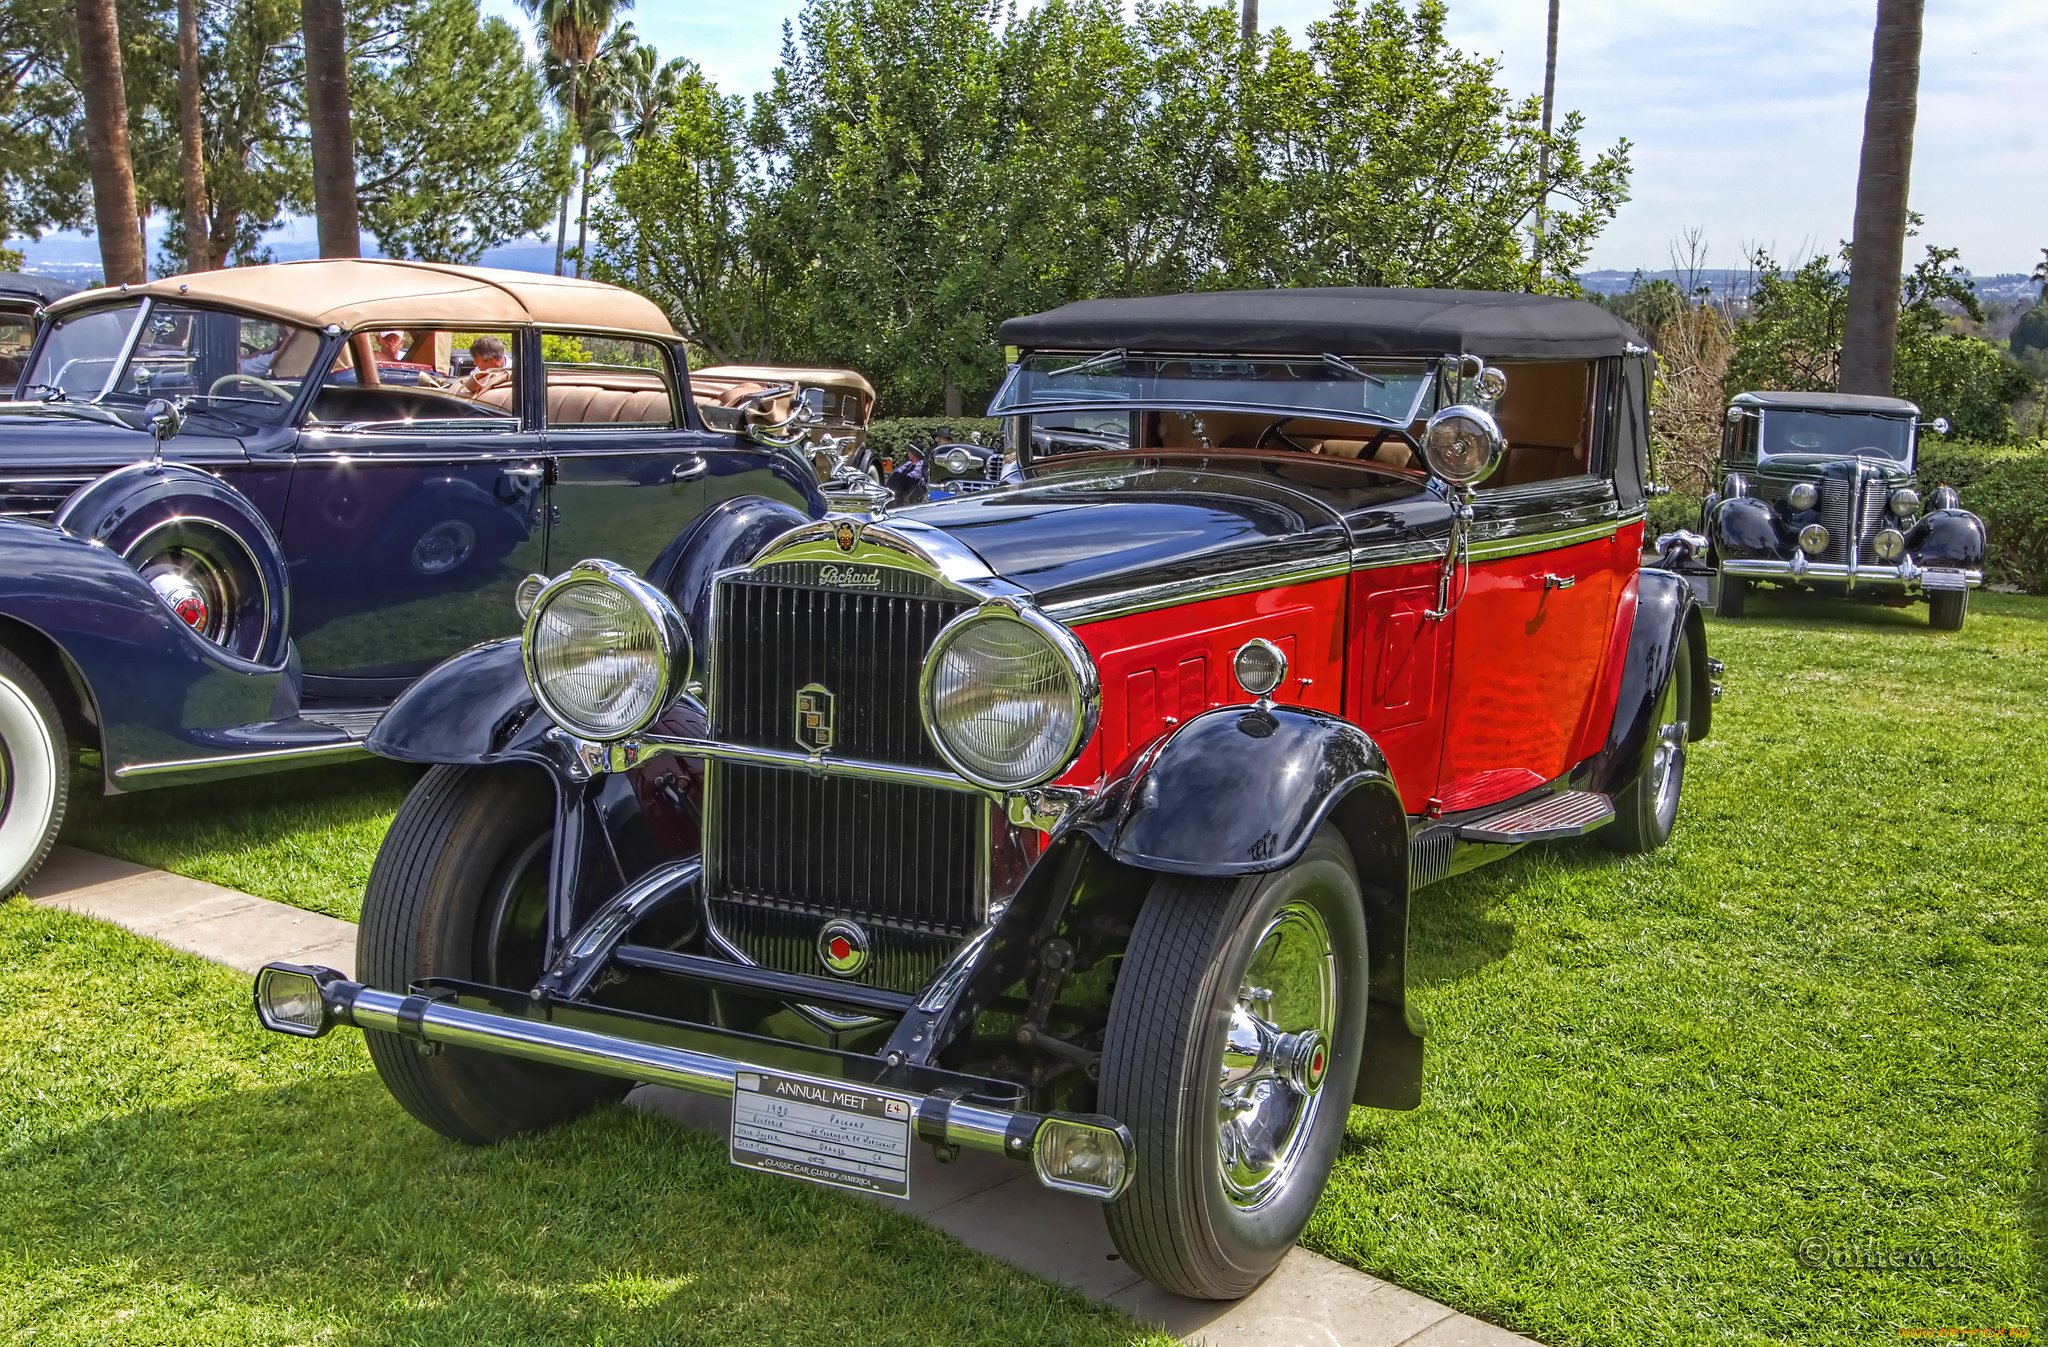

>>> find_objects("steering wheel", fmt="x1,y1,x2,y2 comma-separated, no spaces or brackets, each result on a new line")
210,373,293,403
1255,417,1314,453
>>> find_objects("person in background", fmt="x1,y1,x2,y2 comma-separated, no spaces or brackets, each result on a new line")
371,330,407,363
456,335,513,399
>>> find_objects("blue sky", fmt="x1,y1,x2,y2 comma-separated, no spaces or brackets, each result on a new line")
481,0,2044,276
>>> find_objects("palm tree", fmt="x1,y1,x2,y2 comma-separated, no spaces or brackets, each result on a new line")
519,0,633,275
301,0,360,258
571,24,640,278
1840,0,1924,395
72,0,146,284
1240,0,1256,50
177,0,210,270
1532,0,1560,288
616,42,688,148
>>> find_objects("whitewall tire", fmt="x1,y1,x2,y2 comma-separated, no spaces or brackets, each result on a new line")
0,648,68,898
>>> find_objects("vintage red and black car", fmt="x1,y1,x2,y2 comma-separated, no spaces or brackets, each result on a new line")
253,288,1720,1299
0,260,879,899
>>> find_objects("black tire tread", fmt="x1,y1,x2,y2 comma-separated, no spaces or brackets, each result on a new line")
1928,589,1967,631
359,764,623,1144
1712,571,1747,619
0,646,69,898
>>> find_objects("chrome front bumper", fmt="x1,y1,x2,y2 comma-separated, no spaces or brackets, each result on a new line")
1718,557,1981,593
253,963,1134,1198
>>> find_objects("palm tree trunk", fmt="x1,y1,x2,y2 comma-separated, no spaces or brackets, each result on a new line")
177,0,210,271
1533,0,1560,288
554,56,578,276
1840,0,1924,395
301,0,360,258
576,145,593,278
73,0,146,285
1240,0,1256,49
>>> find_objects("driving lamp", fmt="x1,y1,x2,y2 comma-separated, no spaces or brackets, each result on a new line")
1233,638,1288,698
514,572,547,619
921,607,1098,790
1872,528,1907,563
1032,1116,1135,1199
1798,523,1830,556
253,963,343,1038
1420,406,1504,485
1889,488,1920,519
1787,482,1819,512
524,560,690,742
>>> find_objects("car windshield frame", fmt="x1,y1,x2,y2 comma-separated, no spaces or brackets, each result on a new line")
1756,408,1915,467
23,297,326,425
989,351,1442,429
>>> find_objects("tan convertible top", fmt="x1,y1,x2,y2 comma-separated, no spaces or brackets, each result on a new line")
44,258,678,338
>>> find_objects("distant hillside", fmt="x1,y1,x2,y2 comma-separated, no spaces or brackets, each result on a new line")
1579,267,2039,304
9,231,562,288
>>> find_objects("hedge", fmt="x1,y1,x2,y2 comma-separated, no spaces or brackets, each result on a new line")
867,417,1003,459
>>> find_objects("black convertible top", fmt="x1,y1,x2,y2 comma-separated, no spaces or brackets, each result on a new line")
0,272,81,307
998,287,1644,361
1731,390,1920,415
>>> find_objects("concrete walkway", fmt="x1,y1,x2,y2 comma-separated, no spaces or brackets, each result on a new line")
23,845,1536,1347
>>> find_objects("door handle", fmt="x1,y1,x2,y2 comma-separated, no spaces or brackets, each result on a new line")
670,456,708,482
1543,573,1576,591
502,463,545,481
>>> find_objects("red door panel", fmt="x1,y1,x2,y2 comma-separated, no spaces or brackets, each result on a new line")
1066,576,1347,784
1436,533,1621,811
1346,564,1452,813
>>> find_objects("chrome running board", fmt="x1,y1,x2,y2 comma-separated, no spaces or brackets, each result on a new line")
1455,789,1614,845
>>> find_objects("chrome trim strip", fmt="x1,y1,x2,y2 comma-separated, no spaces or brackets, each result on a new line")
1465,514,1634,562
1045,557,1350,624
114,738,369,780
642,735,989,796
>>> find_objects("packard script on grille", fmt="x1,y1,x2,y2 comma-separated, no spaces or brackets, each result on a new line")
817,565,884,589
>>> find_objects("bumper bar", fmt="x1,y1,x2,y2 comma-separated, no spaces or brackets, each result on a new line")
1718,557,1981,592
252,963,1134,1199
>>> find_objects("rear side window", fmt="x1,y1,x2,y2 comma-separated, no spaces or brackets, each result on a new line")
307,327,522,430
541,333,678,429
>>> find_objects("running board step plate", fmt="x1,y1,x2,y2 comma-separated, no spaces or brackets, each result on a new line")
1456,790,1614,844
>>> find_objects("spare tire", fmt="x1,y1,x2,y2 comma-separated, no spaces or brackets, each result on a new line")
54,463,292,667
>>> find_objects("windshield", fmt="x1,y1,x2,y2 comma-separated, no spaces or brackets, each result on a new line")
1758,409,1913,464
26,300,321,425
991,353,1436,427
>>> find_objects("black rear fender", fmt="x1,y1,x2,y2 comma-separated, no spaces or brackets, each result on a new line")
1588,568,1707,797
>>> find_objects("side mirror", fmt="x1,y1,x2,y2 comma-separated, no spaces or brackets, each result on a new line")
1421,405,1505,487
1725,404,1744,423
1926,416,1950,436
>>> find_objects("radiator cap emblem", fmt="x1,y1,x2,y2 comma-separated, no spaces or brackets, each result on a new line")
795,682,835,754
818,919,869,977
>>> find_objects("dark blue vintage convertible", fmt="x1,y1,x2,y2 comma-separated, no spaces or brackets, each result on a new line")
0,259,863,897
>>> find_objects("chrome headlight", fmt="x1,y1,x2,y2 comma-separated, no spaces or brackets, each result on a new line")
1889,487,1920,518
1872,528,1906,562
940,446,976,476
1797,523,1830,556
920,606,1099,790
1787,482,1818,511
523,560,690,741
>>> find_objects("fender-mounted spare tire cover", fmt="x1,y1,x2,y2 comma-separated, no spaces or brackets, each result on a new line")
54,463,292,667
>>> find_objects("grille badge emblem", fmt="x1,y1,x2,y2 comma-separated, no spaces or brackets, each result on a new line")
817,919,869,977
795,682,836,754
834,520,859,551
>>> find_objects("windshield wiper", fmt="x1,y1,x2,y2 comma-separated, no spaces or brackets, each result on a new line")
1045,348,1128,379
20,383,65,402
1321,353,1386,387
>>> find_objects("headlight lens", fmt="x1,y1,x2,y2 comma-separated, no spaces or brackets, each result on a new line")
1798,523,1830,556
1788,482,1818,511
525,562,689,740
940,446,975,476
1889,488,1920,518
921,608,1098,789
1873,527,1906,562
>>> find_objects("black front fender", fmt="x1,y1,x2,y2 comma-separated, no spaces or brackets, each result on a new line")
1710,494,1788,560
1907,507,1986,570
367,637,536,764
1091,703,1402,878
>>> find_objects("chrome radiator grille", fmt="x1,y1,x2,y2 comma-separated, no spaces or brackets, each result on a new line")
1817,472,1889,564
704,568,985,992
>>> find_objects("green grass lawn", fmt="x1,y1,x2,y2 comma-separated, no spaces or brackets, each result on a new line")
36,590,2048,1344
1311,590,2047,1344
0,901,1160,1345
60,757,423,920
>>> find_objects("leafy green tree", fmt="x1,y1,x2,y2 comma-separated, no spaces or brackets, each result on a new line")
1726,243,2030,441
0,0,93,245
349,0,568,263
589,62,777,361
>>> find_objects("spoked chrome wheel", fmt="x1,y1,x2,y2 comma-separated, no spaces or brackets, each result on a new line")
1102,827,1368,1299
1217,901,1335,1210
1605,623,1694,854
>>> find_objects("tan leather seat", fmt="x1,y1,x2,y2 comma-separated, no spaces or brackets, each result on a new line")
548,384,672,426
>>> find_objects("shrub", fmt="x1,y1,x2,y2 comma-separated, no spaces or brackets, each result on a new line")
1917,440,2048,592
866,416,1003,460
1647,491,1705,539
